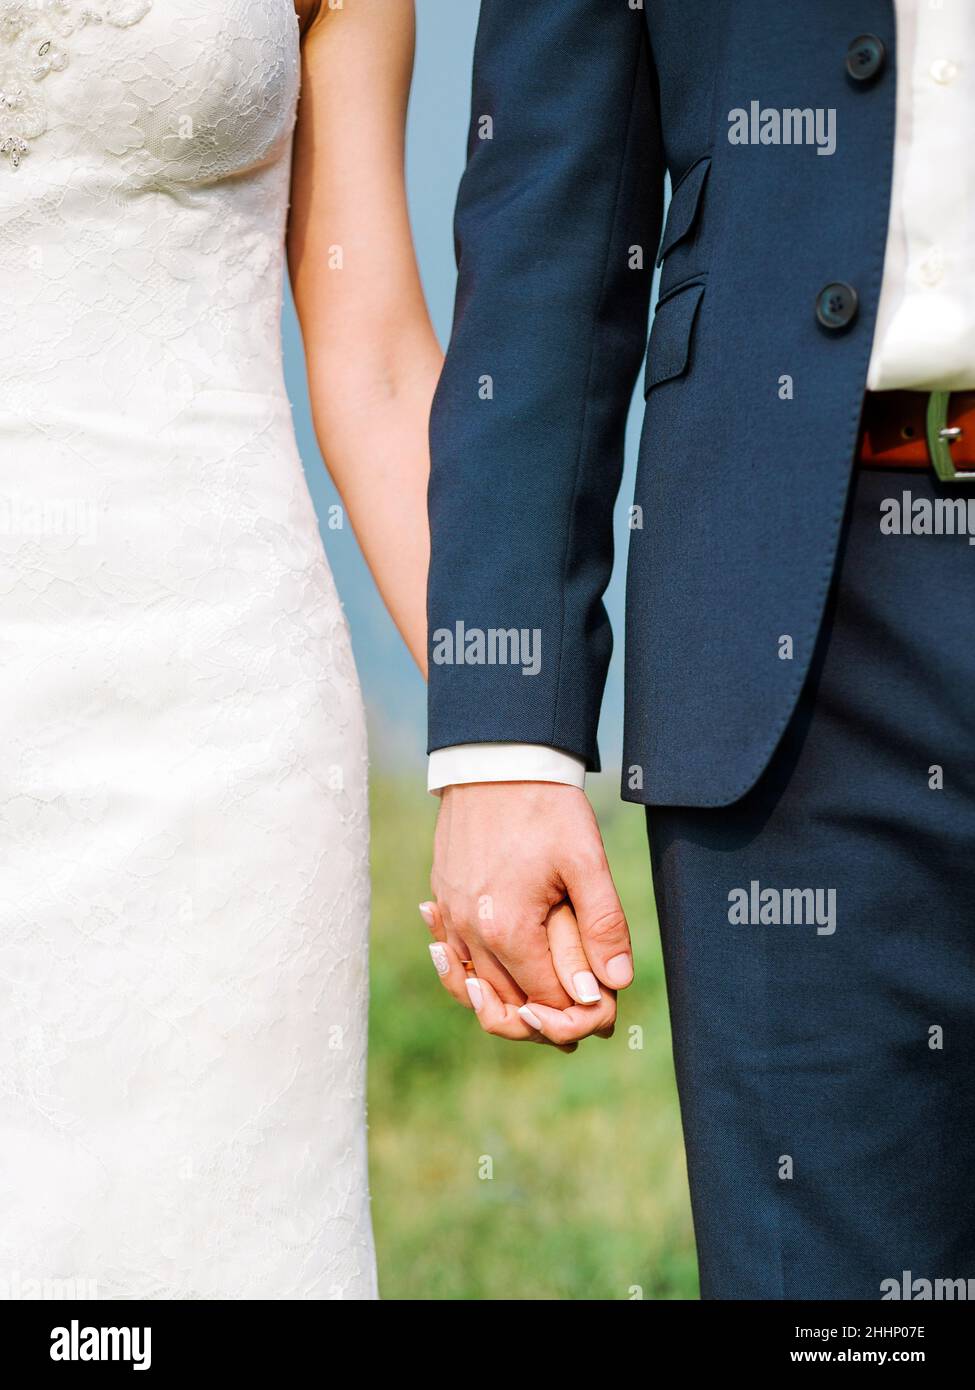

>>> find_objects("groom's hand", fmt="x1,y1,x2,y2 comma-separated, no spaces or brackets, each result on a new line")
427,782,634,1045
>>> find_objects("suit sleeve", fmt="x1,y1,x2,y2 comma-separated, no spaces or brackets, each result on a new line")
427,0,664,771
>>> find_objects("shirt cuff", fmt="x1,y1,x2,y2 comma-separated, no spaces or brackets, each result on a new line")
427,743,587,794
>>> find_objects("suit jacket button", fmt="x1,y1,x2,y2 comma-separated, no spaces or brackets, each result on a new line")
846,34,886,82
816,282,859,330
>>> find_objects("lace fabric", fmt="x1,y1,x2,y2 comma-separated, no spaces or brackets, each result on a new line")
0,0,376,1299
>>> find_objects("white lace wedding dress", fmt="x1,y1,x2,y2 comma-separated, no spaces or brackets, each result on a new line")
0,0,377,1299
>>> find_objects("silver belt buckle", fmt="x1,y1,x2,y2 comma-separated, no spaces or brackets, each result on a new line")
926,391,975,483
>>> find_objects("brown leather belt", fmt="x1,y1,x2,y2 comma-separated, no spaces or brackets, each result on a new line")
859,390,975,481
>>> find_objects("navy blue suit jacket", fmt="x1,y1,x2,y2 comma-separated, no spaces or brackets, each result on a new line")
427,0,896,807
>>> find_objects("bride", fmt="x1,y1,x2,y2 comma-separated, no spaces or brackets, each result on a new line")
0,0,439,1298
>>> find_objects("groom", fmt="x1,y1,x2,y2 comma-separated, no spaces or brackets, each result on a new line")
425,0,975,1299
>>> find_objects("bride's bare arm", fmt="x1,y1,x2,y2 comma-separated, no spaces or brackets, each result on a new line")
288,0,441,674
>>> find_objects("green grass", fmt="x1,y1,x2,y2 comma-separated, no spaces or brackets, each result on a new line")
367,771,699,1300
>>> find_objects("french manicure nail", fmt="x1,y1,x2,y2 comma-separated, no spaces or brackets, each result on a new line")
428,942,450,976
518,1004,544,1031
465,977,483,1011
418,901,436,929
573,970,601,1003
606,953,633,987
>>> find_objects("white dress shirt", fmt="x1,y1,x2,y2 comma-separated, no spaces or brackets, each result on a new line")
867,0,975,389
429,0,975,794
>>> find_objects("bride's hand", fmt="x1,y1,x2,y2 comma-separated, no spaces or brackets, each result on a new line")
422,899,617,1052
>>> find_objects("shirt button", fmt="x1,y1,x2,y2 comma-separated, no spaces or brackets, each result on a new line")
930,58,958,85
919,248,945,286
845,34,887,82
816,282,859,330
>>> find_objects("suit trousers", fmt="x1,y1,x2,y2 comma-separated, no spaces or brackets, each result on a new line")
648,464,975,1299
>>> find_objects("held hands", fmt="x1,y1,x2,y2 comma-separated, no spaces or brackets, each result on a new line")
423,782,634,1051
